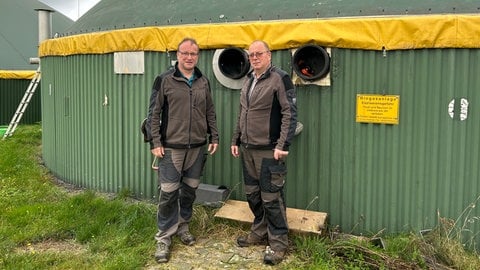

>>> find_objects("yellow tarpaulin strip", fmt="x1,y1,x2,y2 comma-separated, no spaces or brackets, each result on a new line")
39,14,480,57
0,70,36,80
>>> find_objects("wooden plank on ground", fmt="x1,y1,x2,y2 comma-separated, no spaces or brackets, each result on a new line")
214,200,328,235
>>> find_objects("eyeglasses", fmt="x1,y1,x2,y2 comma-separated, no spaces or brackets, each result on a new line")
178,51,199,57
248,51,269,58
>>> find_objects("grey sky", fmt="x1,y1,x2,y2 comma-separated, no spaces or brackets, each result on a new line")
38,0,100,21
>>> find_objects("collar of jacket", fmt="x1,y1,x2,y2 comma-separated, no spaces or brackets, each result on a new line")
173,62,203,80
247,64,273,81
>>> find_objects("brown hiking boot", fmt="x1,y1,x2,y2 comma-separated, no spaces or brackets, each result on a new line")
263,246,286,265
154,242,170,263
178,231,196,246
236,233,268,247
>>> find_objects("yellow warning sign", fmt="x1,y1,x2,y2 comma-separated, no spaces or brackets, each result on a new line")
356,94,400,125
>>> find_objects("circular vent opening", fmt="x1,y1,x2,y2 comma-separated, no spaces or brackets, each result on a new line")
292,45,330,81
212,48,250,89
218,47,250,79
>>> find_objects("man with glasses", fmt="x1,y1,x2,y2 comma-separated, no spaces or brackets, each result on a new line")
148,37,219,263
231,40,297,265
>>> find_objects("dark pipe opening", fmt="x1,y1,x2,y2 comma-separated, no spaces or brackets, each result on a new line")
292,45,330,81
218,47,250,79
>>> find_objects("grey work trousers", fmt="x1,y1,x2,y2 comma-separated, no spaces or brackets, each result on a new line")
155,147,206,246
240,145,289,252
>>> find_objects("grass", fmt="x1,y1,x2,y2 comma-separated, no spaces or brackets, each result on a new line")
0,125,156,269
1,124,480,269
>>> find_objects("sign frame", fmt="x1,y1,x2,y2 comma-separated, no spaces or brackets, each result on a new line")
356,94,400,125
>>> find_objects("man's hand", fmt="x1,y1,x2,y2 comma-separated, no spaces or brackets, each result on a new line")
151,146,165,158
208,143,218,155
231,145,240,158
273,148,289,160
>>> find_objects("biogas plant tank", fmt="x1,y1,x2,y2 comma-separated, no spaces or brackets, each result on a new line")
37,0,480,239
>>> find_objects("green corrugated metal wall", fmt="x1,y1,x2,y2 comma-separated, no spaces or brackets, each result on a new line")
42,54,159,199
40,47,480,240
0,79,41,125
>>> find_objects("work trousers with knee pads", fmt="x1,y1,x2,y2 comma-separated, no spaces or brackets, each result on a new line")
155,147,206,246
240,146,289,252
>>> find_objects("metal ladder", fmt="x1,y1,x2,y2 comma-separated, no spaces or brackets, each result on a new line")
2,67,41,140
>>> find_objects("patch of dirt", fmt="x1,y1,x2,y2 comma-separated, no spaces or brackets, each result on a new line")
14,237,289,269
15,239,87,255
144,237,292,270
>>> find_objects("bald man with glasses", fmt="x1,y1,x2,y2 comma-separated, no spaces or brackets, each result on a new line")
231,40,297,265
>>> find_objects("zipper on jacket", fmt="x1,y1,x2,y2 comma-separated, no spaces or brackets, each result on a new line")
188,87,192,148
244,77,256,146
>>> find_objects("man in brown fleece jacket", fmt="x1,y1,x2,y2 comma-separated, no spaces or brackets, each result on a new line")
149,37,219,263
231,40,297,265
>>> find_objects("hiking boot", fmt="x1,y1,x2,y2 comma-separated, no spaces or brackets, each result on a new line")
178,231,196,246
154,243,170,263
263,246,286,265
237,233,268,247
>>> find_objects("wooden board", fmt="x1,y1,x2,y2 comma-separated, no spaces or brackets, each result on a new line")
214,200,328,235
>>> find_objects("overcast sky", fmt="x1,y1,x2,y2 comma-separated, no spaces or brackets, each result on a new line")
39,0,101,21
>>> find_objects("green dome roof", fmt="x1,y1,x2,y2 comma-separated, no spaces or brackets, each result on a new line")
65,0,479,36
